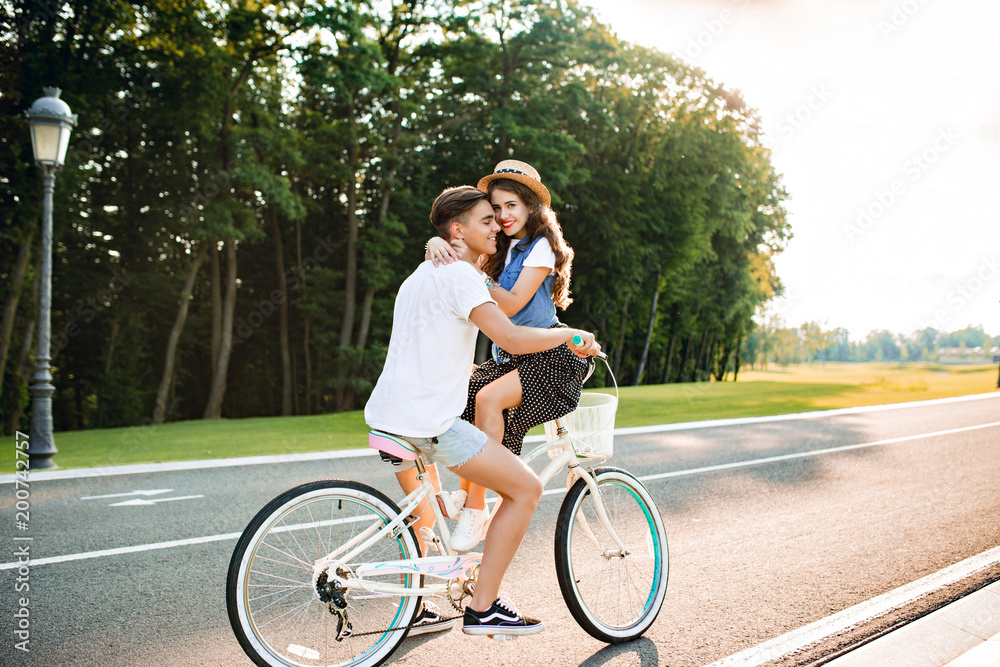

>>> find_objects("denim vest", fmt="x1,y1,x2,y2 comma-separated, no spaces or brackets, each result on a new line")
492,236,559,362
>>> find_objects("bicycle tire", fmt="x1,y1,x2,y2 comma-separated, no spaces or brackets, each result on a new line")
554,467,668,643
227,480,422,667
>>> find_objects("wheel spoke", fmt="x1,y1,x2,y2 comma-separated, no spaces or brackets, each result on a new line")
228,481,421,667
555,469,668,642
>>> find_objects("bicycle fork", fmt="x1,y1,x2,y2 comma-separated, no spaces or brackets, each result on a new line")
529,433,631,558
569,466,631,558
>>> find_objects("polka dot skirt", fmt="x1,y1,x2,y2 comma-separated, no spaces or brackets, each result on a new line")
461,328,594,456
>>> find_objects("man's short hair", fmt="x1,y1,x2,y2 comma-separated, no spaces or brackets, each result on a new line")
430,186,489,239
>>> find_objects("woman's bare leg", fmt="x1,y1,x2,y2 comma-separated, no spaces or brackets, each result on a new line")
463,370,523,510
448,438,541,611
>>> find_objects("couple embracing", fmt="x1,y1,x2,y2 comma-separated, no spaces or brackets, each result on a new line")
364,161,602,637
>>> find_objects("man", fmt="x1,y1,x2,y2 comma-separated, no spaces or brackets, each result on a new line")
365,185,601,637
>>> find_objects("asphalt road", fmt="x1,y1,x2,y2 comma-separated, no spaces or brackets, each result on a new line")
2,393,999,667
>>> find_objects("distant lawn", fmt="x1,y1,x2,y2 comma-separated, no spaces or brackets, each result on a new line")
10,362,997,473
593,362,998,429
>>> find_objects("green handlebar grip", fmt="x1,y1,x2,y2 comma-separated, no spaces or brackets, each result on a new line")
572,335,583,346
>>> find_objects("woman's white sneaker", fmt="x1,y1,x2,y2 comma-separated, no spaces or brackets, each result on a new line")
435,489,467,520
450,507,489,551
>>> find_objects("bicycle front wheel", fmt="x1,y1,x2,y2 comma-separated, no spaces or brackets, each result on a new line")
227,480,422,667
554,467,668,643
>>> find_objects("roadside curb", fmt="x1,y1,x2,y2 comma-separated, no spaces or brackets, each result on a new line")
4,391,998,484
824,579,1000,667
708,546,1000,667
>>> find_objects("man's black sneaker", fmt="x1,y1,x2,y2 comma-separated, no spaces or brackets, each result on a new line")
462,596,544,636
408,602,459,636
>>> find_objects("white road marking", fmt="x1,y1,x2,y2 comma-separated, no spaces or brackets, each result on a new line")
0,449,381,484
706,545,1000,667
636,421,1000,484
80,489,174,500
4,392,997,484
538,420,1000,497
0,532,242,571
0,514,375,571
109,494,204,506
287,645,321,660
0,448,380,484
609,391,1000,438
7,419,997,570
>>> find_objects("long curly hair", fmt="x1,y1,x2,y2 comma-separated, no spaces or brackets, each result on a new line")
481,179,574,310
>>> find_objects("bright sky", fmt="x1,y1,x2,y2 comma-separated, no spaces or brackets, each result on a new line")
583,0,1000,340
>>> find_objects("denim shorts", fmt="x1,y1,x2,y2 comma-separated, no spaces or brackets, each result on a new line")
394,418,487,471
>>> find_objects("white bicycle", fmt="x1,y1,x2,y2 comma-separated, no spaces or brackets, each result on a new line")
226,359,668,667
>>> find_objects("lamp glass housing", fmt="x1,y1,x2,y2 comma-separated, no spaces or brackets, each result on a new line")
29,119,73,167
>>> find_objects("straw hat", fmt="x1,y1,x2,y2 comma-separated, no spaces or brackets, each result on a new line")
477,159,551,206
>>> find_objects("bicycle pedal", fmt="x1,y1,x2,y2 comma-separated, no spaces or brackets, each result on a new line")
418,527,443,555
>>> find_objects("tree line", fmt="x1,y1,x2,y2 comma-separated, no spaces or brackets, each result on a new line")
1,0,790,433
745,321,999,367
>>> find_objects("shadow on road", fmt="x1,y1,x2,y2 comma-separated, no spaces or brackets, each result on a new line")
579,637,659,666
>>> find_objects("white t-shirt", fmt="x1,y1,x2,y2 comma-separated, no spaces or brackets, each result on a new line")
505,237,556,275
365,260,495,437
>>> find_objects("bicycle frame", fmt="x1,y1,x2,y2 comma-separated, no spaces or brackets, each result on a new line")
317,418,627,602
227,353,670,667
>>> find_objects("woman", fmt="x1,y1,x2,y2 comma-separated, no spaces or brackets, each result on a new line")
427,160,593,551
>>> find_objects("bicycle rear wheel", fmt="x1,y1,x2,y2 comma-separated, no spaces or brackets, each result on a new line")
554,467,668,643
227,480,421,667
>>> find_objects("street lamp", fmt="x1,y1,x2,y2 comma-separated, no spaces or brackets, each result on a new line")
25,87,77,470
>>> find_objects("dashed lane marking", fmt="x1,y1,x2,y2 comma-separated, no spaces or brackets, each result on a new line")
80,489,173,500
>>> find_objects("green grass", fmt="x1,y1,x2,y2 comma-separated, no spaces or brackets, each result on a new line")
9,362,998,473
13,412,373,473
584,362,998,430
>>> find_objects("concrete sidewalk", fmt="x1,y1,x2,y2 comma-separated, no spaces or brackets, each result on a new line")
825,581,1000,667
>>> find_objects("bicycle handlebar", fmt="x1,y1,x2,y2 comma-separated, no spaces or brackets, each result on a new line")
573,334,608,360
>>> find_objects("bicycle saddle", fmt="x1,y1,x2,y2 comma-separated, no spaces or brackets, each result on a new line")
368,430,419,465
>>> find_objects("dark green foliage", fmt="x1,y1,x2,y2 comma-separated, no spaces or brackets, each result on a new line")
3,0,812,432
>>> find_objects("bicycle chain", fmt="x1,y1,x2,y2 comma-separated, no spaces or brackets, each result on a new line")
339,565,477,638
344,574,475,639
344,614,463,638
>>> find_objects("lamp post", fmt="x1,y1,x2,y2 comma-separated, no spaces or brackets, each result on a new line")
25,87,77,470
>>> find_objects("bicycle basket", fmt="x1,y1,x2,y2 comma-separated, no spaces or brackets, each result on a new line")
544,391,618,460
